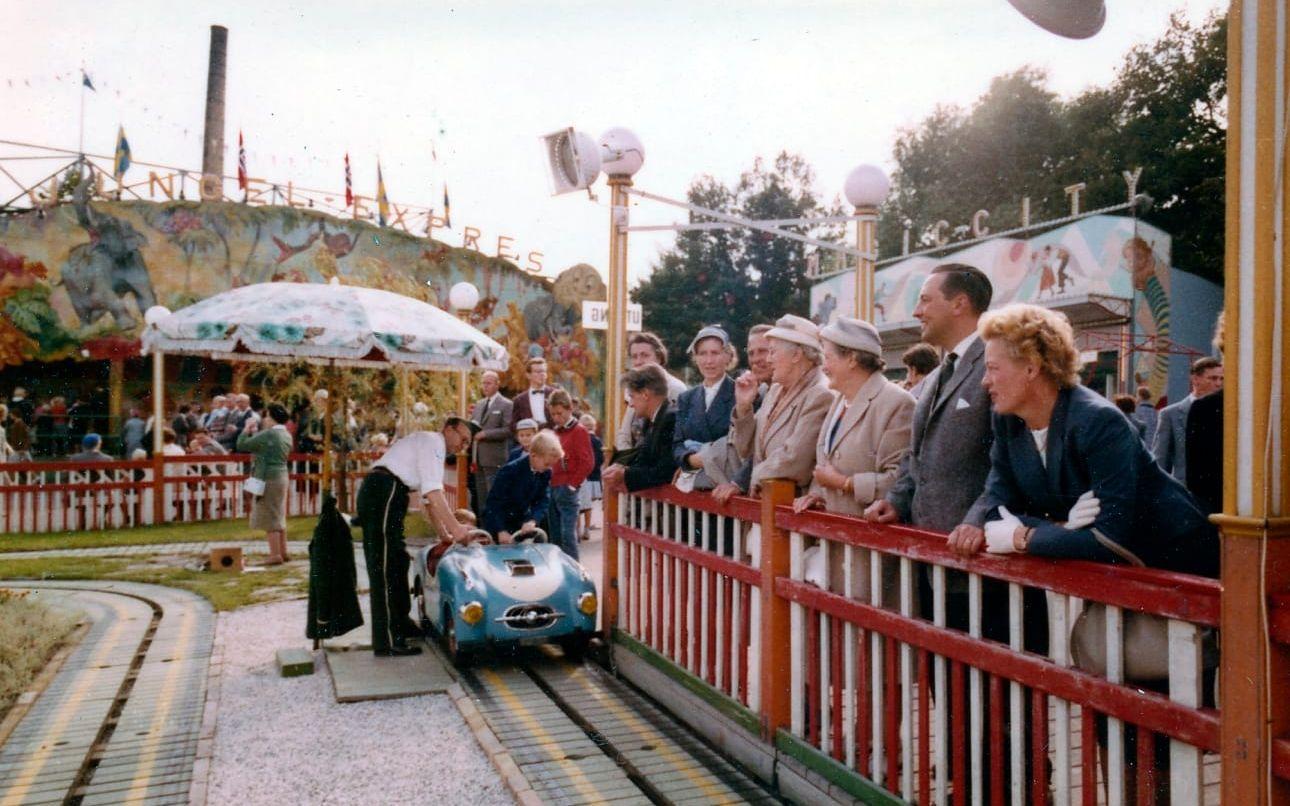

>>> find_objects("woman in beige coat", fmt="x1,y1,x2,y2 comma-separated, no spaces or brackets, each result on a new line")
731,314,835,493
793,317,915,516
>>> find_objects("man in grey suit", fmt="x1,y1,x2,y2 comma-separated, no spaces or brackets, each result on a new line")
865,264,995,544
471,370,513,518
1153,357,1223,482
864,263,1044,797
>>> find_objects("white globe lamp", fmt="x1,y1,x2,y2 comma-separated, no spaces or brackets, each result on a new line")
448,281,480,313
599,127,645,177
844,165,890,209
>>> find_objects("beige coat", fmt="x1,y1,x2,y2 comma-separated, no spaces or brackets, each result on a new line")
808,372,915,516
732,366,835,491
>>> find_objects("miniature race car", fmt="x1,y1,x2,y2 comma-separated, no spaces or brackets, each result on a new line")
412,528,598,664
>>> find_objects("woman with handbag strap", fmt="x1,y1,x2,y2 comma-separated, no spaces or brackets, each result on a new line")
967,303,1218,801
238,403,294,565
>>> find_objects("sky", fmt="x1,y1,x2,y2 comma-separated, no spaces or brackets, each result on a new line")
1,0,1226,288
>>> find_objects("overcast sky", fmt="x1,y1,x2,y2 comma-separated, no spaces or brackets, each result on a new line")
2,0,1225,287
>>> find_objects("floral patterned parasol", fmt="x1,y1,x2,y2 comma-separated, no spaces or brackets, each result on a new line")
141,279,508,371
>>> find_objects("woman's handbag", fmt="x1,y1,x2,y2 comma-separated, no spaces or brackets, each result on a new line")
243,476,267,497
1069,602,1172,682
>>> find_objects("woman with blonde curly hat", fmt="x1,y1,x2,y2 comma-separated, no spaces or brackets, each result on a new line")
970,303,1217,576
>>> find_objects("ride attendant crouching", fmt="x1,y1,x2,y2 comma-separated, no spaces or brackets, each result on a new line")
355,416,477,657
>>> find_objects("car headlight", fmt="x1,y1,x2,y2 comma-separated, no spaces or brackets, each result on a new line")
577,592,597,616
460,601,485,625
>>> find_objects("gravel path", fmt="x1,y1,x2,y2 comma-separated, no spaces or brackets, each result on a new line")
208,599,512,805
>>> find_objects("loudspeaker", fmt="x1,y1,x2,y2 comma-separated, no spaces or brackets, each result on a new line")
1006,0,1106,39
541,127,601,195
209,546,243,573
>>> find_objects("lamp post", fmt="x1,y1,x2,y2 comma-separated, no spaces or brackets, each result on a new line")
449,280,479,509
843,164,890,322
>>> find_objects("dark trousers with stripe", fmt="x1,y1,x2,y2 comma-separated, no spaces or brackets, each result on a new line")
357,469,411,653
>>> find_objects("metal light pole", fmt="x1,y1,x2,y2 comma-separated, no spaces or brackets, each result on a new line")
844,165,890,322
604,175,631,442
449,281,480,510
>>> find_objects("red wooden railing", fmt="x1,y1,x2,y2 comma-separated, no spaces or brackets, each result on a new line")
609,481,1222,805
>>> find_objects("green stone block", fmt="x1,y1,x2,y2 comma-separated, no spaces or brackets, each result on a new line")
276,647,315,677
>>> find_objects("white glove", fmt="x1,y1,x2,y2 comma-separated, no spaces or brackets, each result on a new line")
984,505,1022,554
1065,490,1101,530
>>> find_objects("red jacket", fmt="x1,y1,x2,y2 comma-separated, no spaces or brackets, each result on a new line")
549,418,594,489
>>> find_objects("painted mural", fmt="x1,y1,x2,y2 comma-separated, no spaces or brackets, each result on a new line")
0,195,606,403
809,215,1174,395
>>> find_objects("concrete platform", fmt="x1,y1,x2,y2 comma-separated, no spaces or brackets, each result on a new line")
325,642,455,702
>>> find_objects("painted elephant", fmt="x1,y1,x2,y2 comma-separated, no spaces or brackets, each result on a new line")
63,181,156,329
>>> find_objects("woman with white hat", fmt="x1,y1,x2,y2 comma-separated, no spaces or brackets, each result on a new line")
731,314,835,493
792,317,914,516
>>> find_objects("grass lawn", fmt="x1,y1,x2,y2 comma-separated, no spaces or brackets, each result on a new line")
0,590,79,717
0,512,434,554
0,555,310,611
0,516,319,554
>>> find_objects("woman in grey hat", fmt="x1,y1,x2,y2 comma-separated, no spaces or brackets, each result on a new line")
792,317,915,517
731,314,835,493
672,326,738,487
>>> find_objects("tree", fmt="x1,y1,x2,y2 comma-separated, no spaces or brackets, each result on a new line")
633,152,841,370
878,11,1227,284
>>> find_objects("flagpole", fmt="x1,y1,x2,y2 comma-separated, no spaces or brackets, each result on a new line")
78,67,86,155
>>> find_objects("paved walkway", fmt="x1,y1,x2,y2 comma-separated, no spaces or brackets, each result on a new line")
0,581,215,805
0,540,313,561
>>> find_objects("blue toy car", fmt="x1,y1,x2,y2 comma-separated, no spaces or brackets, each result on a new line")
412,529,598,664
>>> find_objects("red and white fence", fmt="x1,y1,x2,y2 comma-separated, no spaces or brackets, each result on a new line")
608,481,1221,805
0,452,382,535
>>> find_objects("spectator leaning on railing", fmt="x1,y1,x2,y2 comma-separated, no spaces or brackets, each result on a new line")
672,325,738,492
614,331,687,452
710,323,775,504
972,302,1220,798
602,363,679,495
730,314,834,495
792,317,913,518
973,302,1219,574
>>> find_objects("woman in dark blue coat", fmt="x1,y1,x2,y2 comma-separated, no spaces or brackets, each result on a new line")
482,430,561,542
970,304,1218,576
672,325,738,474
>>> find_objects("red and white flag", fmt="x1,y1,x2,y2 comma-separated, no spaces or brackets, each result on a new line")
237,130,248,193
344,152,353,208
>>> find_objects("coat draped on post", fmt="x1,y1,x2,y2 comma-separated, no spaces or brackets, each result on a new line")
306,492,364,640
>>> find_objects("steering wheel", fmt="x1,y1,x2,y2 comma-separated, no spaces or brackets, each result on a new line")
513,527,548,544
462,528,495,546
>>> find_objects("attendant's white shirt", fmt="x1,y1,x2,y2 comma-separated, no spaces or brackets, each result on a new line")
527,388,546,424
372,431,447,495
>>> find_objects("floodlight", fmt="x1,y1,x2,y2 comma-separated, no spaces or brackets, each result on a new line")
1006,0,1105,39
542,127,602,195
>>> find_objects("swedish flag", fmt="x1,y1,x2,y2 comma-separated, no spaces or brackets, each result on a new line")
113,125,131,179
376,161,390,228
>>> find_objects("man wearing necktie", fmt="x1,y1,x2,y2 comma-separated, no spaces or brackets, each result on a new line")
470,370,512,519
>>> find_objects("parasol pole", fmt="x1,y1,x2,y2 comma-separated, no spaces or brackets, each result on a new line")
322,362,334,499
399,366,410,438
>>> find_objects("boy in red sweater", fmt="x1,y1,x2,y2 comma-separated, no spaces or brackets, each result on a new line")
546,389,593,560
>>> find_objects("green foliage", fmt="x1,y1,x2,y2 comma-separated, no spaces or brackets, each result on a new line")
632,152,841,369
877,11,1227,284
3,286,78,357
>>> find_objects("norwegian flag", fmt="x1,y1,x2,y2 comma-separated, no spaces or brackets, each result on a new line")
237,130,248,193
344,152,353,208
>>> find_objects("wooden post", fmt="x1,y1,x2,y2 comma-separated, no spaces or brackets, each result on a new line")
1219,2,1290,802
151,349,165,525
108,357,124,435
455,452,469,510
759,478,795,741
602,486,620,637
321,368,333,499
